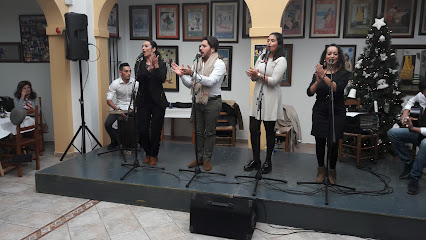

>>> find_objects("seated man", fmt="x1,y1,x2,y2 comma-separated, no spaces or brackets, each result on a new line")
388,80,426,195
105,63,138,150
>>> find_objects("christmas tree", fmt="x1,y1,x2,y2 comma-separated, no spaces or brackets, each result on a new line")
352,17,404,154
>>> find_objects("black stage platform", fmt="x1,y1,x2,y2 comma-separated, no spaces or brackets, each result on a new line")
36,142,426,239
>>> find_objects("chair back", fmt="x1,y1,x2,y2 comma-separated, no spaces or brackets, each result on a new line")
345,98,361,109
16,105,39,140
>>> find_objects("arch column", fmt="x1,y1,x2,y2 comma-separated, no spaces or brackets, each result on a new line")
244,0,289,149
37,0,73,154
93,0,117,145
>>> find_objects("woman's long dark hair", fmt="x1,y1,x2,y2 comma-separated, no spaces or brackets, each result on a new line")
319,43,345,70
14,80,37,100
262,32,285,61
147,40,162,62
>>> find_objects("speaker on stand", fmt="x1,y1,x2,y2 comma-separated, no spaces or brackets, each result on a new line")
65,12,89,61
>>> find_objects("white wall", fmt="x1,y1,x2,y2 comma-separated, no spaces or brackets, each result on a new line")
0,0,54,141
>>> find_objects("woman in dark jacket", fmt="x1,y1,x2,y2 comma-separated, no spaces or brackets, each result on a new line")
307,44,349,184
135,40,168,166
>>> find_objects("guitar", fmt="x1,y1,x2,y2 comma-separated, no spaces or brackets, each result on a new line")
409,106,423,127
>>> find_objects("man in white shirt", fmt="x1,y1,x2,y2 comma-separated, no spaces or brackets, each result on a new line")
171,36,226,171
105,63,139,150
388,80,426,195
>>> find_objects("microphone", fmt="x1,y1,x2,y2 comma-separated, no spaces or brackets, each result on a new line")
264,49,271,63
329,59,334,65
194,53,201,61
135,53,144,62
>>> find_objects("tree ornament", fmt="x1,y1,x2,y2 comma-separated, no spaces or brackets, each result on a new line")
372,18,386,30
377,79,389,89
379,35,386,42
384,101,390,113
380,53,388,61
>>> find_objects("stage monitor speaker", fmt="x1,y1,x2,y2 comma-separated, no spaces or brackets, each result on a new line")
190,193,256,240
65,12,89,61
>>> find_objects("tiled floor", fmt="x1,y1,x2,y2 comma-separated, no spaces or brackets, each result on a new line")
0,141,366,240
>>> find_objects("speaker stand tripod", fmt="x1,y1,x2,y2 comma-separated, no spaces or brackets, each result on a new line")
60,60,102,161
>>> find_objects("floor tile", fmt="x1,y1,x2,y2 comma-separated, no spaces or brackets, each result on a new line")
68,207,102,228
134,209,173,228
96,201,127,209
103,215,143,236
143,222,186,240
165,209,190,222
0,207,36,223
0,220,38,240
41,197,88,215
18,211,60,228
98,205,133,222
69,222,110,240
110,229,150,240
41,223,71,240
0,182,34,194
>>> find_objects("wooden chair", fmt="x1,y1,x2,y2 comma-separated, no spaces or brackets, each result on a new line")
338,98,378,167
215,112,236,147
0,106,40,177
275,127,292,152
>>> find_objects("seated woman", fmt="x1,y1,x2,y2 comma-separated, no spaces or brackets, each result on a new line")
13,80,38,110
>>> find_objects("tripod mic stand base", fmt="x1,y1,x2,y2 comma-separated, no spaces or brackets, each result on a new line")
297,178,355,205
179,166,226,188
120,161,165,180
235,169,287,196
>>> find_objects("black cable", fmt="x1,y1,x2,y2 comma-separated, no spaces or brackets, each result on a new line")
88,43,101,62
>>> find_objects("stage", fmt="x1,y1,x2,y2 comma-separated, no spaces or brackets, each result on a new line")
35,141,426,239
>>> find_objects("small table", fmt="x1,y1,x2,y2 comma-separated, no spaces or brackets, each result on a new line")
0,116,35,139
161,108,194,143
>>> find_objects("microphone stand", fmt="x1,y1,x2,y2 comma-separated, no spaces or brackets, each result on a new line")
179,55,226,188
297,63,355,205
235,52,287,196
121,57,164,180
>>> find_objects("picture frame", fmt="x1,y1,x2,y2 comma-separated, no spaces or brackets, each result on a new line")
253,44,292,86
382,0,417,38
310,0,342,38
281,0,306,38
129,6,152,40
19,15,49,62
418,0,426,35
108,4,119,38
242,2,251,38
0,43,22,62
158,46,179,92
211,1,239,43
343,0,378,38
217,46,233,91
156,4,179,40
392,45,426,95
326,44,357,72
281,44,293,86
182,3,209,42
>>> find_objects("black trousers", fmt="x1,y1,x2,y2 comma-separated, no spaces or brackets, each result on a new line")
315,137,338,169
249,117,276,162
104,114,120,144
138,103,165,157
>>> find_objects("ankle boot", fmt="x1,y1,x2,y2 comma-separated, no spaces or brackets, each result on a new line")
329,169,337,184
144,155,151,164
316,166,326,182
261,160,272,174
244,160,261,171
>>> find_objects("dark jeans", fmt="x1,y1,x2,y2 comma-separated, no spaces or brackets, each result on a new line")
138,103,165,157
249,117,276,162
315,137,338,169
104,114,120,144
194,97,222,161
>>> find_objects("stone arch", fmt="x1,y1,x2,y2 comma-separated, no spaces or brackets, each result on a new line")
244,0,289,37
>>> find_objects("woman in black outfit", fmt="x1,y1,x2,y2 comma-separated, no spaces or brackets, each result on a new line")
307,44,349,184
135,40,169,166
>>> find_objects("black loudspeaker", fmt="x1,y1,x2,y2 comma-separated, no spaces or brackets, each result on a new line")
65,12,89,61
118,116,137,149
190,193,256,240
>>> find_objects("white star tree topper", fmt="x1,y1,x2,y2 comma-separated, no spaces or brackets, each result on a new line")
372,18,386,30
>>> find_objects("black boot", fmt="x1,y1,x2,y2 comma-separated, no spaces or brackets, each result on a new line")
261,160,272,174
244,160,261,171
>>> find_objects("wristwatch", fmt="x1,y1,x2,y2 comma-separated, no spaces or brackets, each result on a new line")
257,72,261,78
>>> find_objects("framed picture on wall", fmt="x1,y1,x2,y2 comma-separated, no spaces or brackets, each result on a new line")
418,0,426,35
254,45,266,65
281,44,293,86
242,2,251,38
281,0,306,38
156,4,179,40
217,46,233,91
392,45,426,95
108,4,119,37
211,1,239,43
0,43,22,62
343,0,378,38
158,46,179,92
382,0,417,38
182,3,209,41
129,6,152,40
310,0,342,38
19,15,49,62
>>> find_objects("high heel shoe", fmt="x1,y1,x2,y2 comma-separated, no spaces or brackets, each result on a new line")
244,160,261,171
261,160,272,174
